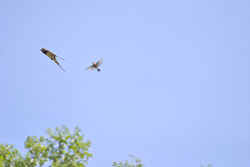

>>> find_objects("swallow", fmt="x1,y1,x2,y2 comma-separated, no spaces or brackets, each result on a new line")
86,59,103,72
40,48,65,72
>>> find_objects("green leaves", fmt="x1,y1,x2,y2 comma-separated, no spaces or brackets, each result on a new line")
1,126,146,167
112,155,144,167
0,126,92,167
201,164,212,167
0,144,24,167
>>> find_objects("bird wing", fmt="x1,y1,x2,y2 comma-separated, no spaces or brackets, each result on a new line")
96,59,103,66
55,55,65,61
86,65,96,70
53,59,65,72
46,50,65,60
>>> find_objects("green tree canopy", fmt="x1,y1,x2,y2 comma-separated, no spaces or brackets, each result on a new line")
112,155,144,167
0,126,92,167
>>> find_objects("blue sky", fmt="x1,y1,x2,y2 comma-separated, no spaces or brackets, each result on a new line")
0,0,250,166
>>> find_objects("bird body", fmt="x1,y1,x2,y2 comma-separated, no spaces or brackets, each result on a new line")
41,48,65,72
87,59,103,72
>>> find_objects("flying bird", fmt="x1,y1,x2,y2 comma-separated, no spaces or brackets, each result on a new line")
86,59,103,72
40,48,65,72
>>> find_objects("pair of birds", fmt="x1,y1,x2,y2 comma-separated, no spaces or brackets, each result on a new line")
41,48,103,72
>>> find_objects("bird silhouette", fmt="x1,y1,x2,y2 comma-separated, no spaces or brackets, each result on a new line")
86,59,103,72
41,48,65,72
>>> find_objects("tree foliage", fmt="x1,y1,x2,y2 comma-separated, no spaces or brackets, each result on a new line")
0,126,92,167
201,164,212,167
112,155,144,167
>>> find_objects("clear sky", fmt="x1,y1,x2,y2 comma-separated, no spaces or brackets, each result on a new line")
0,0,250,166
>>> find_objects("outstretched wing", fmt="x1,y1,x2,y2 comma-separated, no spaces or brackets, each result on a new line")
55,55,65,61
54,59,65,72
86,65,96,70
96,59,103,67
46,50,65,61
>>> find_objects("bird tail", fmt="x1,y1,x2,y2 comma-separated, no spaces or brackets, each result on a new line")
97,68,101,72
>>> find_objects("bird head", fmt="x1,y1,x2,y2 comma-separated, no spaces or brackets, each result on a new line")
41,48,47,54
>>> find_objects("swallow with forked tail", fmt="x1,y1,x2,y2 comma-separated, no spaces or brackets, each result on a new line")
41,48,65,72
